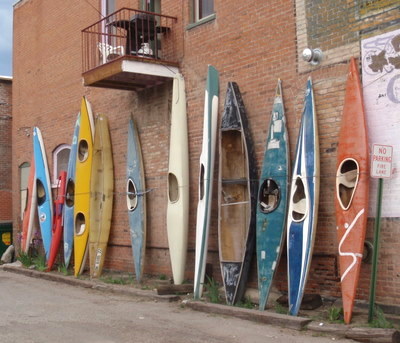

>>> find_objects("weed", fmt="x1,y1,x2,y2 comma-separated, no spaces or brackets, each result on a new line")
57,263,71,276
100,275,128,285
159,274,167,280
274,302,288,315
327,306,344,323
32,254,47,271
369,306,394,329
17,251,34,268
235,296,254,309
204,276,220,303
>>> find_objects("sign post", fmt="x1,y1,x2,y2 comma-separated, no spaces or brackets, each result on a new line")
368,144,393,323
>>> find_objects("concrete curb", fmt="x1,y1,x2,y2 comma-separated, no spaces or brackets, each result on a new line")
185,301,311,331
1,265,179,302
307,321,400,343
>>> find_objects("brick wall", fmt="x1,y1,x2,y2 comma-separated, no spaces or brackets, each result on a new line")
12,0,400,307
295,0,400,305
0,78,12,222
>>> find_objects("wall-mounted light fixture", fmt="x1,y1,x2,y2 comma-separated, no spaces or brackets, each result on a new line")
17,126,31,137
302,48,323,65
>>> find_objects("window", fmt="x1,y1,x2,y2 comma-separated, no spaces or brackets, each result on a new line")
101,0,115,17
194,0,214,22
19,162,30,219
52,144,70,187
141,0,160,13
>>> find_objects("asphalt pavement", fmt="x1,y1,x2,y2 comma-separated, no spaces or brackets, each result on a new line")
0,268,356,343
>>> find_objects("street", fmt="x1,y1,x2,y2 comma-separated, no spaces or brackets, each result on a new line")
0,270,354,343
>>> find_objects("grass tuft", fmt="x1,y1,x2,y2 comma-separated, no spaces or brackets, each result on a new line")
369,306,394,329
327,306,344,323
57,263,71,276
32,254,47,271
17,251,34,267
235,296,254,309
204,276,220,303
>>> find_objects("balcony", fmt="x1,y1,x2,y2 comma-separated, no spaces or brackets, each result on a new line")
82,8,179,91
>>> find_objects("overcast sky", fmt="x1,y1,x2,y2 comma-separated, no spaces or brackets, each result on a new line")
0,0,14,77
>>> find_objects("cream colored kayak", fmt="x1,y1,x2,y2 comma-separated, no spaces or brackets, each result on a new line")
74,96,95,276
89,114,114,278
166,73,189,285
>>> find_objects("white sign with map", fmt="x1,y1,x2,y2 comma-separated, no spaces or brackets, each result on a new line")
362,28,400,217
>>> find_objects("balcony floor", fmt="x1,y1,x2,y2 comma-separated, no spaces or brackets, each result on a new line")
82,56,179,92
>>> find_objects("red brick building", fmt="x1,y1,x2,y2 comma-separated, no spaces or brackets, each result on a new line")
0,76,12,256
12,0,400,308
0,76,12,222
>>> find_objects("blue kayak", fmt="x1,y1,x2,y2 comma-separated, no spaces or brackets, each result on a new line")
256,79,290,311
33,127,53,260
127,117,146,283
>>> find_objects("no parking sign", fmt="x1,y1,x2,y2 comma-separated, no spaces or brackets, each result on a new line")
371,144,393,179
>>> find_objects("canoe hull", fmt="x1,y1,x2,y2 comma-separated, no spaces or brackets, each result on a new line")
218,82,257,305
167,74,189,285
127,117,146,282
64,114,81,268
194,65,219,299
89,114,114,278
256,79,290,310
74,97,94,276
287,78,319,316
335,58,369,324
33,127,53,260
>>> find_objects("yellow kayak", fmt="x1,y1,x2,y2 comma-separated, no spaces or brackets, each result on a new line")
74,96,95,276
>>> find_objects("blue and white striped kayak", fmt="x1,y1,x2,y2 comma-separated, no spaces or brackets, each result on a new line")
64,113,81,268
287,77,320,316
33,127,53,260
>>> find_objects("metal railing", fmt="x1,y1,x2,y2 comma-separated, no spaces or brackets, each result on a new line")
82,8,177,73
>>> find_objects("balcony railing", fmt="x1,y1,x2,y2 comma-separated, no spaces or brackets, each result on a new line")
82,8,178,73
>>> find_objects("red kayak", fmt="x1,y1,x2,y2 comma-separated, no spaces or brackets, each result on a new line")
47,171,67,271
335,58,370,324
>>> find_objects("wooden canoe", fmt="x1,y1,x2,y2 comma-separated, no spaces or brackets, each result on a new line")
166,73,189,285
74,96,95,276
194,65,219,299
21,157,37,253
218,82,257,305
33,127,53,260
47,171,67,271
256,79,290,310
127,117,146,283
287,77,320,316
335,57,370,324
64,113,81,268
89,114,114,278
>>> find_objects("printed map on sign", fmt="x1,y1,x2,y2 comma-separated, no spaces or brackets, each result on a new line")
362,28,400,217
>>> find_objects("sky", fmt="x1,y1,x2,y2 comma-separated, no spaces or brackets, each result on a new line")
0,0,14,77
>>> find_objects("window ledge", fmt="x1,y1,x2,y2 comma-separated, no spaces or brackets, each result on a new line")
186,13,216,30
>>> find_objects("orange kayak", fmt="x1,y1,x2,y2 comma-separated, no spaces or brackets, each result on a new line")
335,57,370,324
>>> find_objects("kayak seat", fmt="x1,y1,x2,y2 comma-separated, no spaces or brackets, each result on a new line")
292,198,306,215
338,169,357,188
